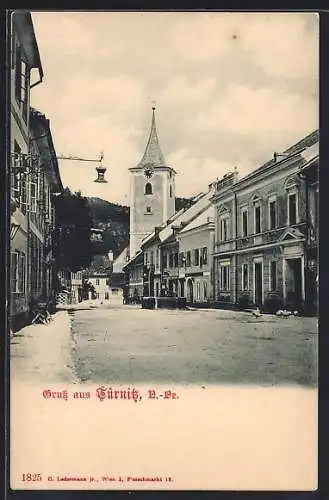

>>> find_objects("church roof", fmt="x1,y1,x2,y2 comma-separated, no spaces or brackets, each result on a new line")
133,107,166,170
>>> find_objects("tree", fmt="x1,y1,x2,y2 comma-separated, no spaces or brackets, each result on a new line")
53,188,94,272
81,277,96,300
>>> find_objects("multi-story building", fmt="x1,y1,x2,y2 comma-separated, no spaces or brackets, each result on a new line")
123,251,144,302
176,204,215,303
70,271,83,303
9,12,63,330
138,187,216,301
211,130,319,313
83,254,112,300
298,140,319,314
108,247,127,299
29,109,63,304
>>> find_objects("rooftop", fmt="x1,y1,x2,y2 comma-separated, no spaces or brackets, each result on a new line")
131,106,166,170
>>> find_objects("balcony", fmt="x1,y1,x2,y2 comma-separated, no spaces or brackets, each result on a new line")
162,267,179,278
215,239,235,254
236,223,307,250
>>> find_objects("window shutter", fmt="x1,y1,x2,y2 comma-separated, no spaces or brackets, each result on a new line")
30,181,37,213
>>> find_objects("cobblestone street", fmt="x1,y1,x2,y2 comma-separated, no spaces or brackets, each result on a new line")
70,305,318,386
11,302,317,387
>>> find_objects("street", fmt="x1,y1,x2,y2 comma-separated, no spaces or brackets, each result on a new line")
10,302,318,387
10,303,318,491
11,301,317,387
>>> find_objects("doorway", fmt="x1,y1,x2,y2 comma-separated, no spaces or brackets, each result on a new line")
285,258,302,308
254,261,263,306
187,279,194,303
180,280,185,298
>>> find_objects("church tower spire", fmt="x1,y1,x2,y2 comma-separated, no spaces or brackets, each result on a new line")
129,105,177,258
135,104,166,169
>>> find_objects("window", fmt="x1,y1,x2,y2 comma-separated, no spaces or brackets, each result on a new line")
19,252,26,294
145,252,148,265
162,253,167,269
288,193,297,226
219,214,229,241
30,180,37,214
179,252,185,267
270,261,277,291
169,185,173,197
242,208,248,237
15,45,22,103
242,263,248,291
186,251,191,267
156,249,159,268
21,60,29,122
169,253,174,268
11,251,19,293
269,198,277,230
174,252,178,267
96,279,100,285
194,249,200,266
254,204,261,234
201,247,207,266
219,263,230,291
145,183,152,195
15,45,29,121
12,141,21,201
150,251,154,266
146,206,152,213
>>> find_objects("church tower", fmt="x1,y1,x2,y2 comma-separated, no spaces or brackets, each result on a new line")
129,106,176,258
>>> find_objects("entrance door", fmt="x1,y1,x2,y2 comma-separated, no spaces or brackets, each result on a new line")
187,280,193,303
149,272,155,297
254,262,263,306
180,280,185,298
286,258,302,308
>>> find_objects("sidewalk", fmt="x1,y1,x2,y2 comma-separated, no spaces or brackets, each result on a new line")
10,310,76,384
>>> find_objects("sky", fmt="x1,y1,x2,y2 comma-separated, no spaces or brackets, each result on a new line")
30,11,319,205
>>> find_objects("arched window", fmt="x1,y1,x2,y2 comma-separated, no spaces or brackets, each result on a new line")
145,183,152,195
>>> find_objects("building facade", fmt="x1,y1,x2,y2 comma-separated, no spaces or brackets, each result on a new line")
136,186,216,301
211,130,319,313
176,204,215,303
29,109,63,305
9,12,44,329
298,141,319,314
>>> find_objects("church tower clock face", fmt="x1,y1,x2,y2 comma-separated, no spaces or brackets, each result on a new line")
144,163,154,179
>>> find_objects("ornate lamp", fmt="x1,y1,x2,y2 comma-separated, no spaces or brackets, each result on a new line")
94,164,108,183
94,152,108,183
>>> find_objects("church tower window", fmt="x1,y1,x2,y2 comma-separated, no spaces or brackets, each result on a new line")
145,182,153,195
169,185,173,197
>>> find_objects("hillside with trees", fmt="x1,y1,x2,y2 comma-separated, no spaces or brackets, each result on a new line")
86,196,194,259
